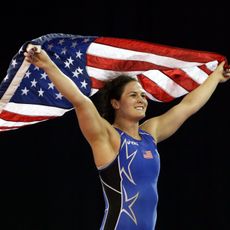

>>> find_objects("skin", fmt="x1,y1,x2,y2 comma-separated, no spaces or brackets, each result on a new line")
24,46,230,168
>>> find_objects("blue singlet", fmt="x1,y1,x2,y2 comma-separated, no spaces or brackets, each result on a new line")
98,128,160,230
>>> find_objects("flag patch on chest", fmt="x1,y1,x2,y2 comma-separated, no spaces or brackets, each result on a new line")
143,150,153,159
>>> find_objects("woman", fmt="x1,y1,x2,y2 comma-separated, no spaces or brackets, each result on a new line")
24,46,230,229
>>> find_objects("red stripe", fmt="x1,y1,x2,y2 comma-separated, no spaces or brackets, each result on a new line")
137,74,175,102
0,110,56,122
90,77,105,89
87,54,169,72
162,68,200,92
199,64,213,75
94,37,226,63
0,125,24,131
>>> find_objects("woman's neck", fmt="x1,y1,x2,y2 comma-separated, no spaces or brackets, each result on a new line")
113,120,141,140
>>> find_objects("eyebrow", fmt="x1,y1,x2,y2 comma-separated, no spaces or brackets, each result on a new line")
128,91,146,95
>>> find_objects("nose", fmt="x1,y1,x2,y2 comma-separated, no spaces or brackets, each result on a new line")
137,95,145,103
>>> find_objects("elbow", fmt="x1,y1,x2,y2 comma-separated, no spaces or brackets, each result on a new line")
73,95,92,110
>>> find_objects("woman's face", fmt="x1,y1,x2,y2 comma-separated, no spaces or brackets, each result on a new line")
113,81,148,121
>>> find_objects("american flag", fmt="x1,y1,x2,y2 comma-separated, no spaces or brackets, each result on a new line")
0,33,227,132
143,150,153,159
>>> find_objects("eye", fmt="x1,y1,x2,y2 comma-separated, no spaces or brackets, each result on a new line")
130,93,137,97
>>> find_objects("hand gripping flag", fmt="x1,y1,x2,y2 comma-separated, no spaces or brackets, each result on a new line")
0,33,228,132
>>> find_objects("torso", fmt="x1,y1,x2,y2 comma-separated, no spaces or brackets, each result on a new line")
98,128,160,230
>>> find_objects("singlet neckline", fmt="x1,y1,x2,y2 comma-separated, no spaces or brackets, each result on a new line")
114,127,146,142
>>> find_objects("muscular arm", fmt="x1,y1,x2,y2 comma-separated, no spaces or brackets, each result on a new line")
141,61,230,143
24,46,120,166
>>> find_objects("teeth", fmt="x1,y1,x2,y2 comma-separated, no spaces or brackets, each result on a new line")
136,107,143,110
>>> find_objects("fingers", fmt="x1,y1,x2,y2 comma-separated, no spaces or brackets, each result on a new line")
218,61,225,69
24,44,41,63
223,68,230,77
24,49,36,62
26,44,41,53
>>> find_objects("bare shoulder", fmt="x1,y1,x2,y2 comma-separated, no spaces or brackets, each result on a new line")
91,120,121,168
139,117,159,140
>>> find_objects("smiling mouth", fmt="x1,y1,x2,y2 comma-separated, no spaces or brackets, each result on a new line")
135,106,145,110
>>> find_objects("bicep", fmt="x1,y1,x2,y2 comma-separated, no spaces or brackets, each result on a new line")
74,96,111,144
74,96,121,168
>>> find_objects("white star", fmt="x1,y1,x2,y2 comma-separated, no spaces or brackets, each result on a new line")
18,46,24,54
120,139,137,184
80,80,88,89
76,50,83,59
41,72,48,80
77,67,83,74
47,44,54,50
58,39,65,45
55,92,63,99
64,60,71,68
54,53,60,59
71,42,77,48
48,82,55,89
30,79,37,87
21,87,29,95
3,74,9,82
38,88,44,97
72,69,79,78
11,59,17,68
61,47,67,55
122,186,139,225
67,57,74,65
83,38,90,43
25,71,31,78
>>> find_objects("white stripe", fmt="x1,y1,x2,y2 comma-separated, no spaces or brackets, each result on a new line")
90,88,99,96
88,43,204,69
181,66,208,84
144,91,162,102
0,127,17,131
144,70,188,98
86,66,142,80
0,60,30,112
2,102,71,116
181,60,218,84
0,118,46,128
205,60,218,71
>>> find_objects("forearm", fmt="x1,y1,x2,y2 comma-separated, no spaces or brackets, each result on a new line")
43,61,86,106
181,71,221,114
24,47,86,106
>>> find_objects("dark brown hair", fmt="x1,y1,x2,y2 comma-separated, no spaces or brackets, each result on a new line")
93,75,138,124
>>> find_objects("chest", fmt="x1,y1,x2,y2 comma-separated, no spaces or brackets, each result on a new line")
118,136,160,184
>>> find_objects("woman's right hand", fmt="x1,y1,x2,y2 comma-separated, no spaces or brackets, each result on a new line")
24,44,52,70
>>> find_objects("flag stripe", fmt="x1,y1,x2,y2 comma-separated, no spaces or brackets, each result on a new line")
161,68,200,92
0,119,45,129
0,110,56,122
0,33,228,132
86,66,142,81
87,54,167,72
94,37,226,63
0,60,30,112
2,102,70,117
87,42,204,69
138,74,175,102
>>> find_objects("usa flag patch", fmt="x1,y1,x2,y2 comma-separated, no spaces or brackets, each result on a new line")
143,150,153,159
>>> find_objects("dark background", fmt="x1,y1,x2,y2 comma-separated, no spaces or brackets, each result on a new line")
0,6,229,230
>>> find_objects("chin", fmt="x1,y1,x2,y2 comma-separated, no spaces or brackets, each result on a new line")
137,113,146,120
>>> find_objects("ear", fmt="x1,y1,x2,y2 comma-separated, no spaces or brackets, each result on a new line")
111,99,120,109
